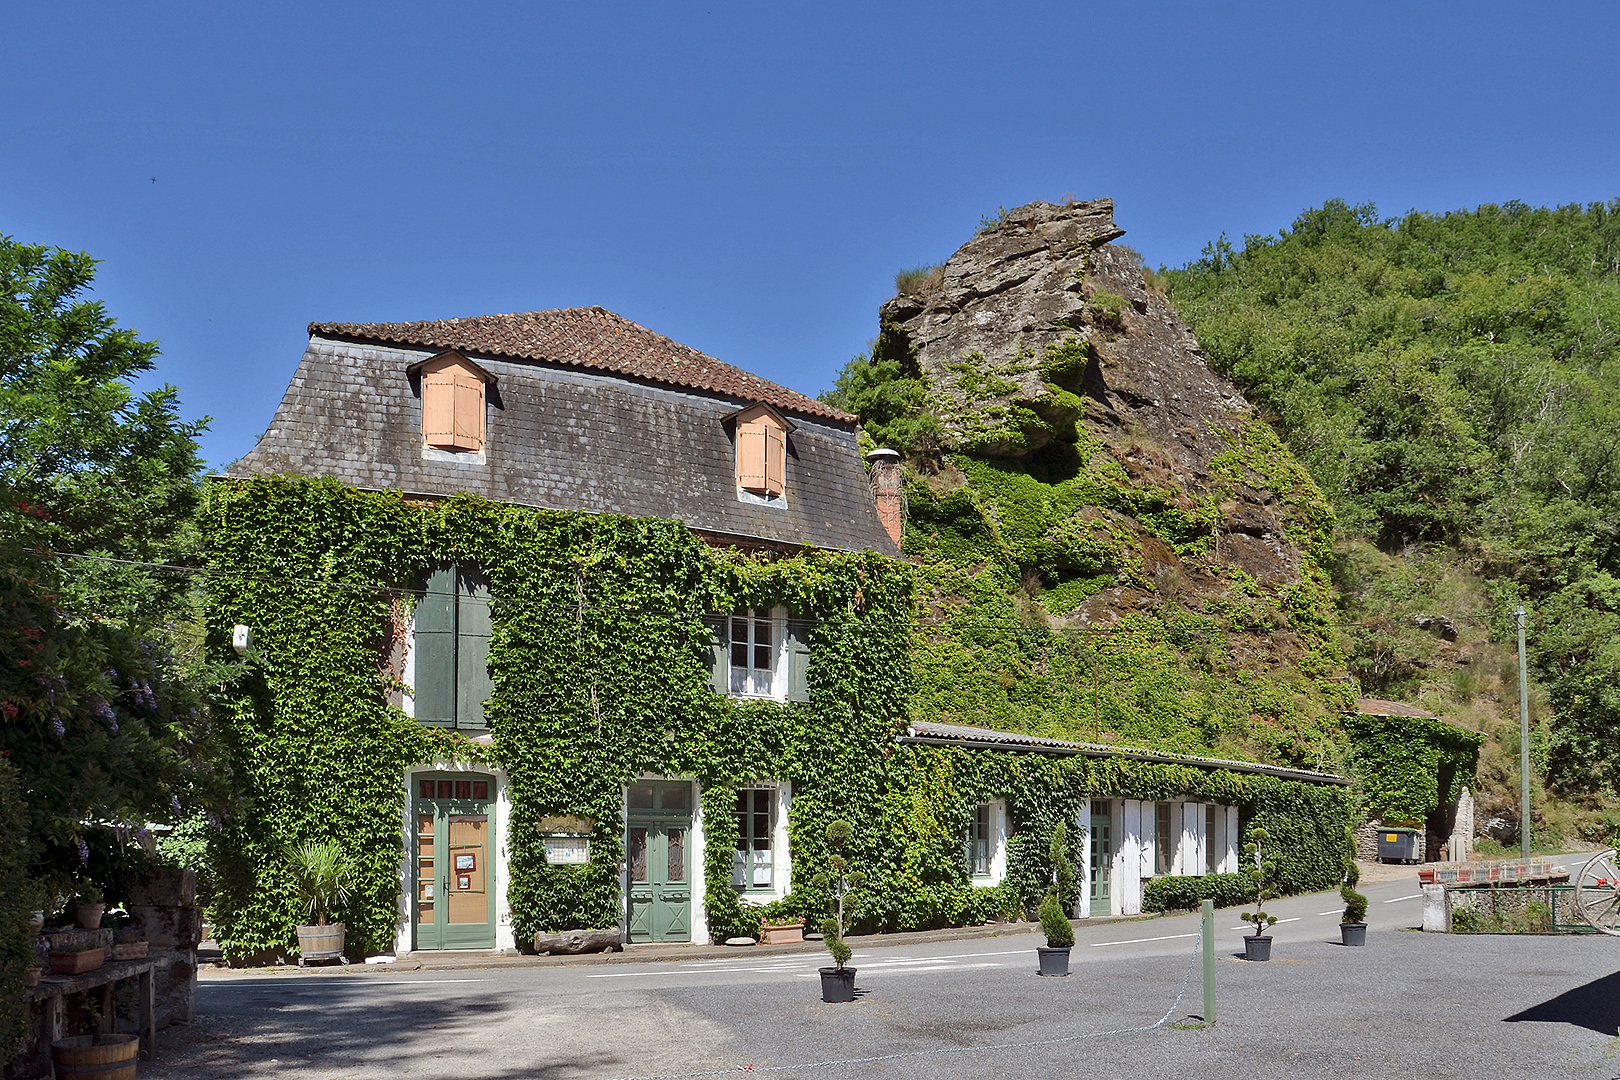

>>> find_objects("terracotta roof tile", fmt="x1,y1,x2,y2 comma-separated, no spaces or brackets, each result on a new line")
308,306,852,424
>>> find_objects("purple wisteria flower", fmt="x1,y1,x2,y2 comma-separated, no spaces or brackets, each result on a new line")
51,717,66,738
94,699,115,721
75,838,89,864
171,795,183,815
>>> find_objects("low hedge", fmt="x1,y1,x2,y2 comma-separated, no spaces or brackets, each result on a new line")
1142,873,1251,913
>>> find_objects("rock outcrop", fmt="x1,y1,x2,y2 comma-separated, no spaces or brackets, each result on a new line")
885,198,1334,635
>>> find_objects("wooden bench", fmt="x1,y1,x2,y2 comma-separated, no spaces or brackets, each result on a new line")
26,959,157,1078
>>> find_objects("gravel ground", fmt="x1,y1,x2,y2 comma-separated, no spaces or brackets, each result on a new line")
149,894,1620,1080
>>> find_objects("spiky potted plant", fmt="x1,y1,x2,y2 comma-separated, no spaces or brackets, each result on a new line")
1340,828,1368,946
1240,827,1279,960
288,840,355,965
1037,821,1076,976
815,819,866,1003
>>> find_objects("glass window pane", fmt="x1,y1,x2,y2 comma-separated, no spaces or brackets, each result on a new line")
754,643,770,670
472,781,489,800
455,780,472,800
660,784,689,811
731,641,748,668
627,784,653,809
731,617,747,643
667,828,685,881
628,827,648,882
419,779,435,799
735,790,749,815
437,780,453,799
755,619,772,649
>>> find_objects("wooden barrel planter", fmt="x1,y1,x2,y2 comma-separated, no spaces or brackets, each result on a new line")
296,922,347,965
52,1034,139,1080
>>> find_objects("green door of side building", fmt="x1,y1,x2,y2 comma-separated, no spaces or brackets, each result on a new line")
413,773,497,950
626,781,692,942
1089,800,1113,917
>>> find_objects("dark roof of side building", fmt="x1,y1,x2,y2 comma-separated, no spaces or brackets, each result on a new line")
1354,698,1481,737
899,721,1349,785
308,307,851,424
226,317,898,555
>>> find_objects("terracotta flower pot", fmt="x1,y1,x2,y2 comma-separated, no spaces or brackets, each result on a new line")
49,947,105,975
72,903,105,930
24,966,42,987
761,921,804,945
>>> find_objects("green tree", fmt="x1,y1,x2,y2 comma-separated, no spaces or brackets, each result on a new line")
0,235,220,902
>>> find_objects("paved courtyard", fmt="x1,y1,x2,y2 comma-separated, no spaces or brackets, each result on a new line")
150,875,1620,1080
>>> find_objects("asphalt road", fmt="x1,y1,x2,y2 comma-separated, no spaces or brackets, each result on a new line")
153,871,1620,1080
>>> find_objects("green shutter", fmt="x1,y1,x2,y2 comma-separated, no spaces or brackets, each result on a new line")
414,566,457,726
457,567,494,730
704,615,728,695
786,616,813,702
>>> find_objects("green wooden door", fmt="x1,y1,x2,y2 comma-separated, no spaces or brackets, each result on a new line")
626,782,692,942
1089,800,1113,917
413,774,497,950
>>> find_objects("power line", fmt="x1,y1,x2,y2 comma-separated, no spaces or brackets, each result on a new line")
41,549,1515,637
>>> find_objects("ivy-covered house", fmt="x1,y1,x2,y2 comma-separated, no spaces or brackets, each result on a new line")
205,305,1357,962
206,307,907,959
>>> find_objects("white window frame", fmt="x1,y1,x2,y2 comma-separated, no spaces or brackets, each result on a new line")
727,606,786,700
732,785,779,894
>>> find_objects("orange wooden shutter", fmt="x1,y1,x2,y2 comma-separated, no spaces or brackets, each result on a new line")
451,369,485,451
763,422,785,495
422,371,457,448
737,421,767,491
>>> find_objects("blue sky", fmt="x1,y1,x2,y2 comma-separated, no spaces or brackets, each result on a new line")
5,2,1618,469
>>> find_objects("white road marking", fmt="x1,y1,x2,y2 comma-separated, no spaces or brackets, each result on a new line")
1383,893,1423,903
1229,917,1301,929
1317,910,1342,916
1090,933,1199,948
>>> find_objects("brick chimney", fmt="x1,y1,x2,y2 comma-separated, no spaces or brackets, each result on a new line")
866,448,905,550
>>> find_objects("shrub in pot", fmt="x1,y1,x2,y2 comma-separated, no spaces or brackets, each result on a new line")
1340,830,1368,946
1037,821,1076,976
287,840,354,965
815,819,865,1002
1240,827,1279,961
71,883,106,930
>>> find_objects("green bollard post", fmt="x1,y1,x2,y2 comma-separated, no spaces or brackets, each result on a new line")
1201,899,1216,1024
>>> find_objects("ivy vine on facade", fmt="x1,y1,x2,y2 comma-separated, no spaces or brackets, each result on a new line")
203,307,1353,962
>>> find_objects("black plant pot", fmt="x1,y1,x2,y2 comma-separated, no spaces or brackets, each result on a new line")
1243,934,1272,961
1036,946,1071,977
1340,922,1367,946
819,966,857,1002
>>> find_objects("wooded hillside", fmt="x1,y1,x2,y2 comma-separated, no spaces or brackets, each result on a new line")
1164,200,1620,843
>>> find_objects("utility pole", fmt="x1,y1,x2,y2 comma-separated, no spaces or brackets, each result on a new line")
1517,603,1531,861
1201,899,1216,1024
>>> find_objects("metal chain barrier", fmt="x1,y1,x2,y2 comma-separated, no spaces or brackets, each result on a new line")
598,936,1206,1080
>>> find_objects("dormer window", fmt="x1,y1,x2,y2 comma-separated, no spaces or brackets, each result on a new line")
731,403,793,499
411,352,493,454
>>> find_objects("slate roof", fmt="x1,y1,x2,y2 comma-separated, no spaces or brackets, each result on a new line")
226,324,897,556
900,721,1349,785
1354,698,1480,736
309,307,851,424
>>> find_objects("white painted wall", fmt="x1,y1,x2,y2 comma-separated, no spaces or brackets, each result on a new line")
395,761,514,956
688,780,709,944
1117,800,1143,916
1076,801,1092,918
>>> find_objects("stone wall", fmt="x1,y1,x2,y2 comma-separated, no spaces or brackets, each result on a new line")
127,867,200,1030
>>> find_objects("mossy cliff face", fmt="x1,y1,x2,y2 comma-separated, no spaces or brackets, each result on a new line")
851,200,1351,768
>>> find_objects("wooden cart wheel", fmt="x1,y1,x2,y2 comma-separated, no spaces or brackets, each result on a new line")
1574,849,1620,936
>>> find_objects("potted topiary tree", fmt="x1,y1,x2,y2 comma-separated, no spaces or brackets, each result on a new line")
1340,827,1368,946
815,819,866,1003
1240,826,1279,960
288,840,354,965
1036,821,1076,976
